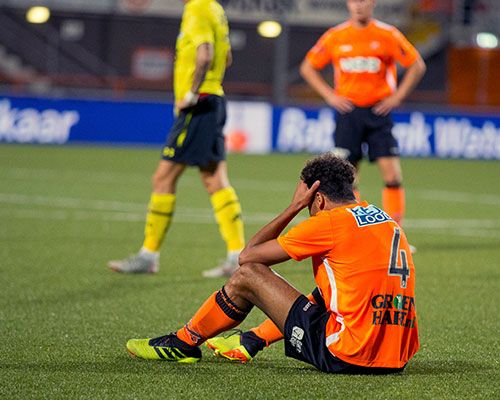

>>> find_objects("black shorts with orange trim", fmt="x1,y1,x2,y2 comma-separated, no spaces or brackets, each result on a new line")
334,107,400,164
284,293,406,374
161,95,226,167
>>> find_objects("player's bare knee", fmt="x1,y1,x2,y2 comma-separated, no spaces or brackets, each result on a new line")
227,263,262,294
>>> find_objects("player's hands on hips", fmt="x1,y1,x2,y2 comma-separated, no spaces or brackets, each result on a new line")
291,180,321,210
325,93,354,114
373,94,401,116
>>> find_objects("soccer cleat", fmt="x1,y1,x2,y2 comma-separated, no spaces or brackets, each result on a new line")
202,259,239,278
108,252,159,274
206,332,253,363
126,333,201,363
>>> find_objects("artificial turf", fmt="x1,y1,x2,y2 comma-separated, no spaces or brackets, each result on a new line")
0,144,499,399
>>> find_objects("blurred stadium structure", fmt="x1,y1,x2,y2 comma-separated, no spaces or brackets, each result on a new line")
0,0,498,107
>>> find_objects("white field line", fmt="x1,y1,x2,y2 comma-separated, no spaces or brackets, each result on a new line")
1,192,500,239
3,166,500,203
414,190,500,206
0,193,278,224
0,167,291,192
1,208,498,240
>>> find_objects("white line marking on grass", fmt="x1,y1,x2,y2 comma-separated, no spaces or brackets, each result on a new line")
0,192,279,220
0,167,292,192
2,207,499,240
1,192,500,239
415,190,500,205
404,219,500,229
4,168,500,200
0,208,278,225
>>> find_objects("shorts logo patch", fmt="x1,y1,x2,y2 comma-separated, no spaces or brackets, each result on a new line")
290,326,304,353
349,204,393,227
302,301,313,312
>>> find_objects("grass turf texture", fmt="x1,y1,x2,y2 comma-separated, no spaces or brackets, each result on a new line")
1,144,499,399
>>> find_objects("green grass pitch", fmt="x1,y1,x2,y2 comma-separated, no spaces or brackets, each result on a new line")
1,144,499,399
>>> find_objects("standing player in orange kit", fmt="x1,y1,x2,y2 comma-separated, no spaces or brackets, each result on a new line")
126,153,419,373
300,0,426,232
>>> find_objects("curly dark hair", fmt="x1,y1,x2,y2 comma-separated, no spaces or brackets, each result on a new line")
300,152,356,203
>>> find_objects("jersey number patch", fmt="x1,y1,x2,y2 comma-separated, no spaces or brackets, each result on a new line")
388,228,409,288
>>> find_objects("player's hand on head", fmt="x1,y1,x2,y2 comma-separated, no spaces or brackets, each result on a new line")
291,180,320,210
326,94,354,114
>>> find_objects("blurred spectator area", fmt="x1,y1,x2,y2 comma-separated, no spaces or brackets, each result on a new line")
0,0,499,107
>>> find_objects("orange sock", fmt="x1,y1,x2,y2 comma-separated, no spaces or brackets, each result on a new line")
382,186,405,226
250,319,283,346
177,287,249,346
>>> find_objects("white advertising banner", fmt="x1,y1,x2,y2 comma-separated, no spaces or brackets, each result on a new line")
224,101,273,154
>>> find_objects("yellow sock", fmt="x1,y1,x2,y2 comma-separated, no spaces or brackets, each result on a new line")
210,187,245,253
142,193,176,252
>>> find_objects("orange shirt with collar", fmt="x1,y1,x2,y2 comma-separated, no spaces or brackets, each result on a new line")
306,20,420,107
278,201,419,368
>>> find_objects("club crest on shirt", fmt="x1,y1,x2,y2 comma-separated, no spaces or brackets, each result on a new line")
349,204,393,227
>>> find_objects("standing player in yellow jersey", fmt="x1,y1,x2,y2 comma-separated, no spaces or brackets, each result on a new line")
126,153,419,373
108,0,245,277
300,0,426,235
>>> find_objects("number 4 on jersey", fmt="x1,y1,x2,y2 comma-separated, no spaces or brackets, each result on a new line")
388,228,409,288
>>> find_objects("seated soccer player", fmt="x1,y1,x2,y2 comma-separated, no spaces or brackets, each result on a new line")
126,153,419,373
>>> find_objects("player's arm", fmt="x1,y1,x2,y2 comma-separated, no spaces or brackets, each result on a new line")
226,48,233,67
373,56,426,116
239,180,320,266
300,58,354,114
177,43,214,110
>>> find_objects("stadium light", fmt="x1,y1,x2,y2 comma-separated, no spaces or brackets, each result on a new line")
26,6,51,24
257,21,282,38
476,32,498,49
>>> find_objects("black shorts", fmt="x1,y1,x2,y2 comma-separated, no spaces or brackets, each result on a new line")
284,291,406,374
334,107,400,164
161,95,226,167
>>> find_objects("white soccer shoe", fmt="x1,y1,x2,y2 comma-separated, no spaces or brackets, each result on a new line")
202,259,239,278
108,252,159,274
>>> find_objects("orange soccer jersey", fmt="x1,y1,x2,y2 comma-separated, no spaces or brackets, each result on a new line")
306,20,420,106
277,201,419,368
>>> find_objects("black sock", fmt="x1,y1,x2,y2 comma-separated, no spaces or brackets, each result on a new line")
240,331,267,357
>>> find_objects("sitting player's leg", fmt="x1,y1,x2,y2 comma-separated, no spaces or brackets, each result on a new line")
107,160,185,273
126,262,301,363
200,161,245,278
205,318,283,362
206,288,326,361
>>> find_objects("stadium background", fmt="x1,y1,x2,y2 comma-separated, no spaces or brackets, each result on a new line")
0,0,499,157
1,1,499,399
